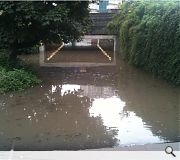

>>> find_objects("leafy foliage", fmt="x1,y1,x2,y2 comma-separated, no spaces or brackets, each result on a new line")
0,50,41,93
0,1,90,62
0,66,41,93
0,49,10,68
108,1,180,85
18,45,39,55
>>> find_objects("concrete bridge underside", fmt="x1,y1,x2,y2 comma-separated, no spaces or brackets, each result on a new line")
88,13,116,35
39,13,117,67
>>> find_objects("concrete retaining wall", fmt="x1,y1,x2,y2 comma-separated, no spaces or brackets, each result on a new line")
88,13,116,35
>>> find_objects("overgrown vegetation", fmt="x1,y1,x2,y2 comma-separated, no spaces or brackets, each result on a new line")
0,66,41,93
0,50,41,93
0,1,90,64
18,45,39,55
108,1,180,85
0,1,90,93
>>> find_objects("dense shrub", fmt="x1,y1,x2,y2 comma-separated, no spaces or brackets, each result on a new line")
18,45,39,55
0,50,11,69
0,50,41,93
108,1,180,85
0,67,41,93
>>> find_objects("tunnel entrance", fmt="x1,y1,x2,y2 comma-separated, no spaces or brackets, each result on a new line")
39,35,117,67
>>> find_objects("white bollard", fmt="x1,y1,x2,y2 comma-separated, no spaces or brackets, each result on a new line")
39,43,45,66
39,43,45,53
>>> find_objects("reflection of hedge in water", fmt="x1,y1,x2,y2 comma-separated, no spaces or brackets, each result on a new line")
108,1,180,85
116,61,179,142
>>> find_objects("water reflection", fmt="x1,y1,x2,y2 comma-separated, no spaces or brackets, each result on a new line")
0,63,179,150
0,84,118,150
117,60,180,143
89,97,165,145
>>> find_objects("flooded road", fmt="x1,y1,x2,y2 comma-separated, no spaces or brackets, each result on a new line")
0,56,179,150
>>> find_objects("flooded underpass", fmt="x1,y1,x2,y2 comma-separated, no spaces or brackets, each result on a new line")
0,55,179,150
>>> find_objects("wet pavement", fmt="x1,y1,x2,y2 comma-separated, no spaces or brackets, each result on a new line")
0,55,179,150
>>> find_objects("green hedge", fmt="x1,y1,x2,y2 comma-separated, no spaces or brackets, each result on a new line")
108,1,180,85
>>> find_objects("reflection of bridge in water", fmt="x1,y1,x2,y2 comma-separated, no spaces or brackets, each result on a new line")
58,84,117,99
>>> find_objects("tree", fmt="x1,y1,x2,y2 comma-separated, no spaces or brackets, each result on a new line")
0,1,90,64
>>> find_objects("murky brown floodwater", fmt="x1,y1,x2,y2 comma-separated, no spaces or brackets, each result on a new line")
45,47,114,63
0,55,179,150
